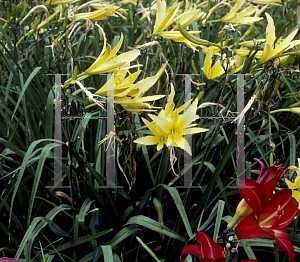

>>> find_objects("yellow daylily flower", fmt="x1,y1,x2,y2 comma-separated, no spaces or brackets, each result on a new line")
220,0,263,24
250,0,281,5
259,13,300,64
199,45,221,55
63,25,140,88
44,0,78,6
285,158,300,206
149,99,208,155
234,47,262,59
73,4,127,20
95,63,168,113
202,48,224,79
84,28,139,75
158,31,201,51
116,95,165,113
174,2,205,28
134,84,208,155
229,54,245,74
95,69,141,96
153,0,180,33
121,0,137,5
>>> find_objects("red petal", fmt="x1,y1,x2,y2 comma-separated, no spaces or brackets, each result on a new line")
195,231,224,259
261,167,288,201
180,244,203,261
254,158,267,182
259,189,299,229
261,227,295,262
239,179,266,217
235,214,264,239
0,259,20,262
256,159,287,201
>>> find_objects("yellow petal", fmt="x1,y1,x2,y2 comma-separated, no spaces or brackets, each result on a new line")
116,49,140,63
259,42,274,64
154,2,179,33
174,136,186,151
86,44,112,74
153,0,166,34
149,114,172,133
221,0,244,22
273,29,298,57
265,13,276,45
86,60,126,75
157,142,164,151
134,136,159,145
142,118,161,137
108,33,124,60
184,127,209,135
231,17,263,24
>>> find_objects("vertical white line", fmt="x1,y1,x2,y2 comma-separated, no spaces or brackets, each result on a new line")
47,74,69,188
99,74,122,188
184,74,193,188
236,74,245,187
176,74,199,189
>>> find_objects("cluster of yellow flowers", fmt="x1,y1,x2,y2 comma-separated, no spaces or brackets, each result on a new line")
63,24,168,113
54,0,300,154
149,0,300,79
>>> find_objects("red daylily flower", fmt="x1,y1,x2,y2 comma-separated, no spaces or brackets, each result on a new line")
0,258,20,262
180,231,225,262
235,180,299,262
227,159,288,230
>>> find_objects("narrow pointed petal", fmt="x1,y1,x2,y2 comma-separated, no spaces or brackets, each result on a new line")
176,100,192,114
239,179,266,217
184,127,209,135
261,227,295,262
108,33,123,60
133,136,159,145
180,244,204,261
86,60,127,75
165,84,175,114
273,29,298,57
195,232,224,259
154,4,180,33
265,13,276,44
231,17,263,24
203,48,213,78
222,0,244,22
142,117,161,137
256,159,288,201
86,44,112,74
153,0,166,34
255,158,267,182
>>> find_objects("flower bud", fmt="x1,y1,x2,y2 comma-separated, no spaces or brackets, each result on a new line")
227,199,253,230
